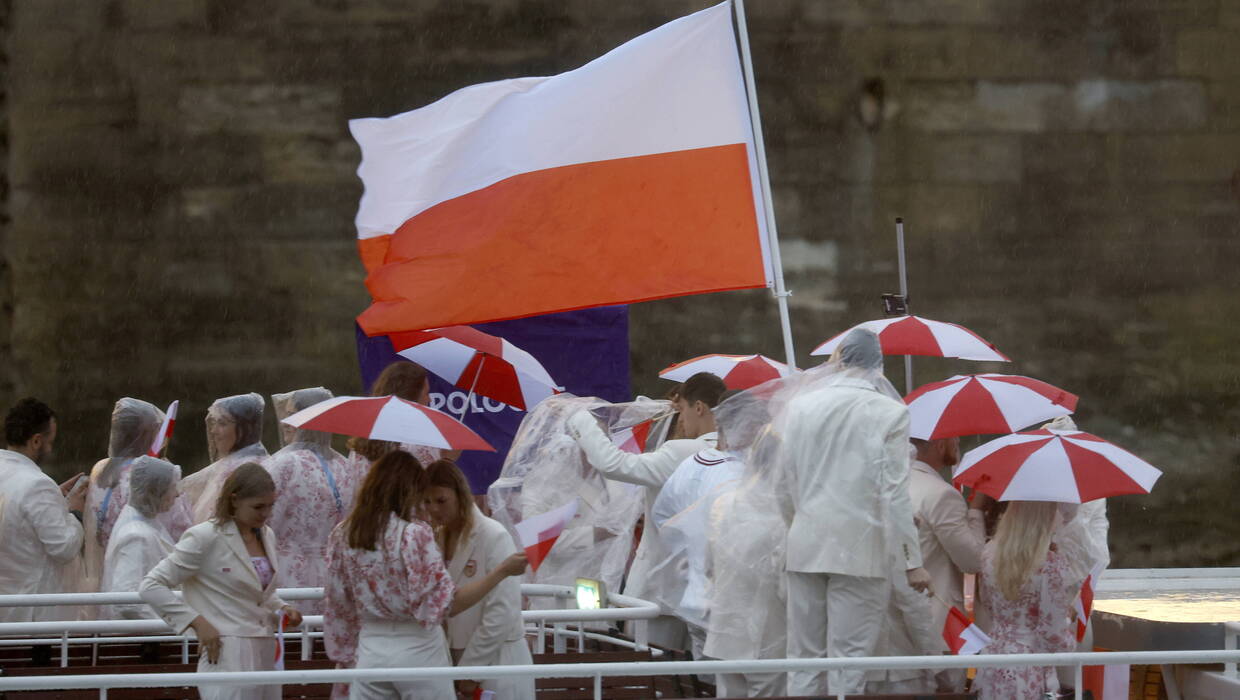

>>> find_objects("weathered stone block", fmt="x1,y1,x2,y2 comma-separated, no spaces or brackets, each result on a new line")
1022,133,1107,184
119,0,207,30
260,136,359,185
800,0,1023,26
922,134,1023,183
179,84,342,136
1178,28,1240,76
1118,134,1240,182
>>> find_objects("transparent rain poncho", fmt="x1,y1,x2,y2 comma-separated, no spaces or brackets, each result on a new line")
83,398,165,591
181,392,269,524
101,456,180,619
487,394,674,601
265,387,349,614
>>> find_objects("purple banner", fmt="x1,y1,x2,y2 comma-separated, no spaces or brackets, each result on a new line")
355,307,630,493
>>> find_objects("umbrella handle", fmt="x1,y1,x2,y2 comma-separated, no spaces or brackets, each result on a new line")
459,355,486,422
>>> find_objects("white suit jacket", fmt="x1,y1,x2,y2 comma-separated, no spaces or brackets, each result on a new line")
446,508,525,665
0,450,84,622
909,459,985,643
140,520,286,636
783,378,921,577
567,410,715,609
102,506,176,620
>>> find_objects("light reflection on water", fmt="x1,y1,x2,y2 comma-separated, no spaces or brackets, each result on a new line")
1095,589,1240,623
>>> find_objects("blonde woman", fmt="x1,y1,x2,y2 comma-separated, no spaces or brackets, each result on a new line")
975,501,1084,699
141,463,303,700
424,459,534,700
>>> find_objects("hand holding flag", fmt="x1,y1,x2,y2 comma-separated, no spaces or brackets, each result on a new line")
148,400,179,457
1073,562,1107,642
943,605,992,655
610,418,657,455
512,499,578,572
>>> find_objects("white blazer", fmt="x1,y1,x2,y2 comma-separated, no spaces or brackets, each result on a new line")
446,508,525,661
783,378,922,578
140,520,286,636
567,410,715,608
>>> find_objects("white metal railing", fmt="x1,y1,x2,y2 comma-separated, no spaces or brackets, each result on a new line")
1226,621,1240,679
0,586,658,667
1,650,1238,700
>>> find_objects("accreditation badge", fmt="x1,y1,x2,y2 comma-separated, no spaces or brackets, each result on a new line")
464,559,477,578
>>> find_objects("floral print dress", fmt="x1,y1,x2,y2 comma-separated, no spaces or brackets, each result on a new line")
975,543,1083,699
322,516,456,667
263,445,350,615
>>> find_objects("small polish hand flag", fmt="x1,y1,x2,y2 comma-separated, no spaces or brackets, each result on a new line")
274,613,287,671
148,400,179,457
471,689,495,700
943,606,992,655
1073,562,1107,642
610,419,655,455
513,499,578,572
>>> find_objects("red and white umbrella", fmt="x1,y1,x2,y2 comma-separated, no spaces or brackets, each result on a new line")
282,395,494,452
659,354,794,390
811,315,1009,362
952,429,1161,503
387,326,558,411
905,374,1078,440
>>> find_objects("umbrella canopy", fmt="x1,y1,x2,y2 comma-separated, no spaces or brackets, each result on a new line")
387,325,558,410
952,428,1161,503
659,353,793,390
282,395,495,452
811,315,1010,362
905,374,1078,440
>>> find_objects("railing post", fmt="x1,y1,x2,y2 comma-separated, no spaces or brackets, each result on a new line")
99,687,107,700
633,619,648,652
181,637,189,664
536,619,546,654
553,622,567,654
593,673,601,700
1074,663,1083,700
576,622,585,653
301,624,312,661
1226,622,1238,679
60,632,68,667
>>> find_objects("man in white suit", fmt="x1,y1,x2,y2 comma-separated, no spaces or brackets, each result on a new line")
782,329,931,696
0,398,87,624
907,436,989,692
567,372,725,651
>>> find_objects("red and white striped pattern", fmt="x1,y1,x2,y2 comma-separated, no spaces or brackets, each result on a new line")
812,315,1009,362
904,374,1077,440
659,353,793,390
953,429,1162,503
513,499,578,572
943,605,991,655
1073,562,1106,642
611,419,656,455
148,400,178,457
282,395,494,452
388,326,558,411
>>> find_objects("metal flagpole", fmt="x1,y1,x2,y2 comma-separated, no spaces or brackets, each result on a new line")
896,217,913,393
732,0,797,370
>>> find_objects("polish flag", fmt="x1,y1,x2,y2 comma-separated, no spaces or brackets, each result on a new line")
274,613,287,671
513,499,579,572
1073,562,1107,642
611,419,655,455
1083,664,1130,700
352,2,771,334
148,400,178,457
943,606,992,655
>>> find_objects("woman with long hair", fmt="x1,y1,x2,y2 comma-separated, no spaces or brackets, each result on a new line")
182,393,269,524
974,501,1084,699
324,451,526,700
424,459,535,700
142,463,303,700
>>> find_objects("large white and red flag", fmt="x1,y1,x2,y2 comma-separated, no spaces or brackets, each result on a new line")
351,2,771,334
610,418,656,455
943,605,992,655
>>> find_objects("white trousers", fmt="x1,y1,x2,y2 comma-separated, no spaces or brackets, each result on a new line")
351,620,453,700
197,636,279,700
785,571,888,696
457,637,536,700
716,671,786,698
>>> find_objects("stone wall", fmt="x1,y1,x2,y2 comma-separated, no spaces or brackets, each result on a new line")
4,0,1238,567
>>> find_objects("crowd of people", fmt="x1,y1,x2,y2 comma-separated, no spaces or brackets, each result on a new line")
0,329,1110,699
